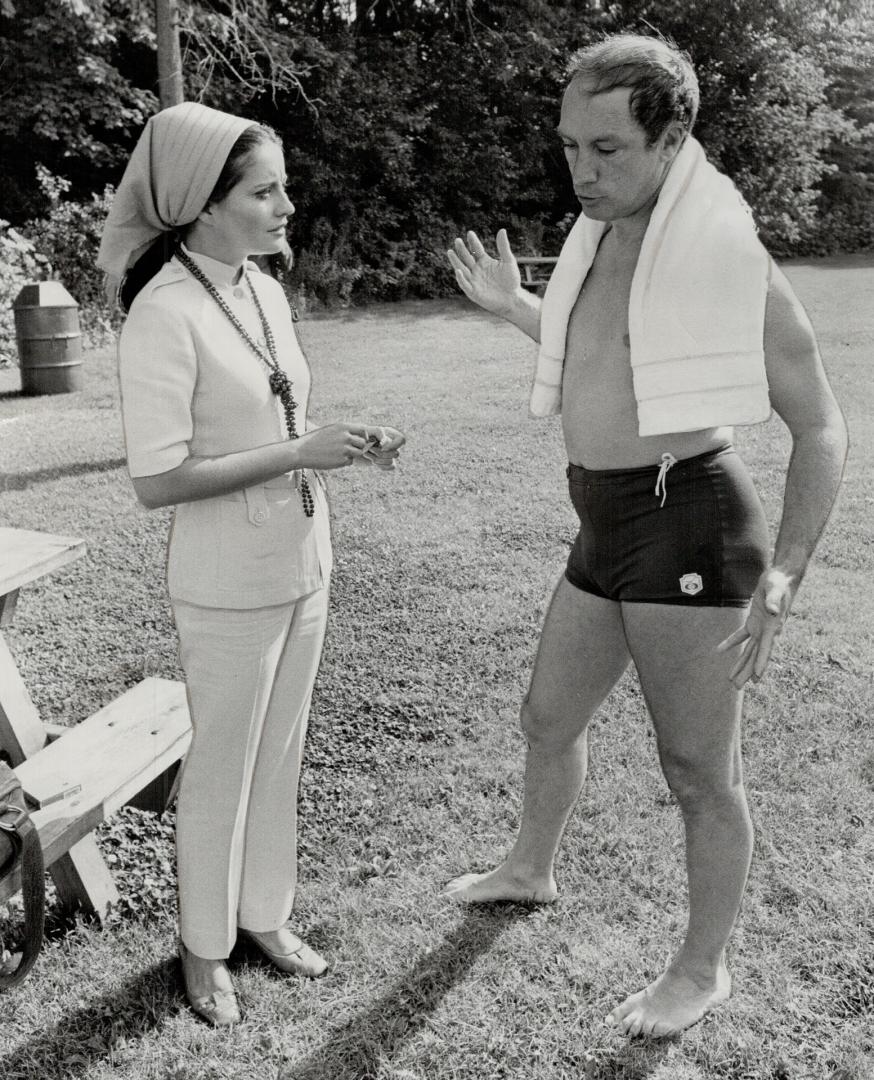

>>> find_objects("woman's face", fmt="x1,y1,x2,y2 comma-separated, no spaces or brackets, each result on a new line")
198,141,294,264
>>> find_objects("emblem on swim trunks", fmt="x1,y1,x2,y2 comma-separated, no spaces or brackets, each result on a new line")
679,573,704,595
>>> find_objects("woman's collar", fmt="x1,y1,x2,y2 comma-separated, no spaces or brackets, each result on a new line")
178,242,244,286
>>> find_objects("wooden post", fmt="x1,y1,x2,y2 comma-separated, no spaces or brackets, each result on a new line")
155,0,184,109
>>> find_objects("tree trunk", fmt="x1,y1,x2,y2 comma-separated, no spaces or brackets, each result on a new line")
155,0,184,108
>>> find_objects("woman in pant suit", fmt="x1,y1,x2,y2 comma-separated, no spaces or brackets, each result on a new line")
98,102,404,1026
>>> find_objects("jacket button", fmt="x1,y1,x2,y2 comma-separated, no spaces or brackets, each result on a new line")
233,286,245,299
252,509,266,525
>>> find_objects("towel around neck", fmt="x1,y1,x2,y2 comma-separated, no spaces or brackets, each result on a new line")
530,135,772,436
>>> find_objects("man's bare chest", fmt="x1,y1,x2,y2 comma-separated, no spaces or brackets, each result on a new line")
564,240,638,389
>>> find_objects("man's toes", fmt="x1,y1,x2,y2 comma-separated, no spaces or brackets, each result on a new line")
611,1007,642,1035
606,991,641,1027
624,1011,646,1038
441,874,471,895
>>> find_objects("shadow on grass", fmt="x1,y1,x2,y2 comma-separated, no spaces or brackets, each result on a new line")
0,458,127,492
588,1039,673,1080
280,905,528,1080
0,956,178,1080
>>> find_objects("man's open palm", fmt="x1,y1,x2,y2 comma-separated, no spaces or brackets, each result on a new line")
446,229,521,314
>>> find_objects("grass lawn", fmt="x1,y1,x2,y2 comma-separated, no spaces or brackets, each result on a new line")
0,256,872,1080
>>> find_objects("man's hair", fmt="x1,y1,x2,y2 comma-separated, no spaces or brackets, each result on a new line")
566,33,699,144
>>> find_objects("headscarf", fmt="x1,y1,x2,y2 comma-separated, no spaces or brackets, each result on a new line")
97,101,254,300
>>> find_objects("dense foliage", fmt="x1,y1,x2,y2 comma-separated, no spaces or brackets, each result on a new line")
0,220,50,364
0,0,871,326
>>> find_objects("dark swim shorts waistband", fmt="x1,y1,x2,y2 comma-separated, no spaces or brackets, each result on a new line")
566,444,734,482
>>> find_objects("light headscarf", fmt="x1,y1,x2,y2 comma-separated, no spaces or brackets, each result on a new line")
97,101,254,301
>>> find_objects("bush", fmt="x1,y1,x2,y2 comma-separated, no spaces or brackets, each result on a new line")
23,168,119,346
0,220,50,366
696,40,853,255
814,169,874,253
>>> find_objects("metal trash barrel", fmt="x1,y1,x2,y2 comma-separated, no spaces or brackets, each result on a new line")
13,282,83,395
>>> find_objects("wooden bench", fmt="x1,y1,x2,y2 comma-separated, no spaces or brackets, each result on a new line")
0,527,191,918
517,256,558,292
0,678,190,906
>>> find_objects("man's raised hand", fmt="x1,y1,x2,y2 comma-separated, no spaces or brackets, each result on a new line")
446,229,522,315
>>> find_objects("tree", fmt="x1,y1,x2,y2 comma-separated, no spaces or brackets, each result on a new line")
156,0,184,107
0,0,156,220
612,0,874,252
2,0,871,312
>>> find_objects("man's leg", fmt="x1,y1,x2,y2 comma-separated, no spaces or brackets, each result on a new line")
444,576,630,902
606,601,751,1037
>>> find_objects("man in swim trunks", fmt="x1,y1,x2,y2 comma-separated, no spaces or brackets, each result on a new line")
444,33,847,1038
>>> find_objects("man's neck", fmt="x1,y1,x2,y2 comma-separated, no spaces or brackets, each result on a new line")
608,197,657,250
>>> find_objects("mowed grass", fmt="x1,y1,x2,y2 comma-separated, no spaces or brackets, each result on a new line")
0,256,872,1080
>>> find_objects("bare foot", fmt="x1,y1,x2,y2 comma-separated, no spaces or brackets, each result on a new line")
442,864,557,904
605,962,731,1038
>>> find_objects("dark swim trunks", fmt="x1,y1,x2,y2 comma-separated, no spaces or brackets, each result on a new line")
565,445,770,607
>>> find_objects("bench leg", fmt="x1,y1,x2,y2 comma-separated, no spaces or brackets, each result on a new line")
50,835,120,922
0,588,20,629
0,633,48,764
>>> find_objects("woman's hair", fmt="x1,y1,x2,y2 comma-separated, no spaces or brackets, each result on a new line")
203,123,282,207
566,33,699,145
119,122,282,312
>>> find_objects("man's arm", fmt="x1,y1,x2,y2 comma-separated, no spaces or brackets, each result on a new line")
719,261,848,687
446,229,542,341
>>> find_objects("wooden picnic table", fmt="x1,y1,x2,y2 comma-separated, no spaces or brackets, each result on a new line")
516,256,558,291
0,527,190,917
0,527,87,758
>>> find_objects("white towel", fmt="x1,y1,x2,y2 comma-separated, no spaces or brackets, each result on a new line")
530,136,771,436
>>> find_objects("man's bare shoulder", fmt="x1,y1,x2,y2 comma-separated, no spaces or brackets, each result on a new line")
762,258,847,434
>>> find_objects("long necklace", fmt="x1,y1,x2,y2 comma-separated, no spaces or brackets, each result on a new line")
175,247,314,517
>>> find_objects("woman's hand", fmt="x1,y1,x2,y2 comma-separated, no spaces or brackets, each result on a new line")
354,426,405,471
446,229,523,316
717,568,797,689
293,423,405,471
292,423,373,470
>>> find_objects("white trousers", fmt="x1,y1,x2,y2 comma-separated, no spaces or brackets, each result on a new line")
172,589,328,958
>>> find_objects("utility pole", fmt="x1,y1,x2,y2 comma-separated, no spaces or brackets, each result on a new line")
155,0,184,108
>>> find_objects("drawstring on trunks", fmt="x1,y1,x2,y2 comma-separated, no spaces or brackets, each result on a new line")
654,452,677,507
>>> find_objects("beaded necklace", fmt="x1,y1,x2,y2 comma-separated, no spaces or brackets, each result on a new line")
175,247,314,517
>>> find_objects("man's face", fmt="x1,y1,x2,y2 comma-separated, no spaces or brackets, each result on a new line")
557,79,682,224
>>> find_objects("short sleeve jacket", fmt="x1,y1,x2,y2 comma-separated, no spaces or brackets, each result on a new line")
118,248,332,608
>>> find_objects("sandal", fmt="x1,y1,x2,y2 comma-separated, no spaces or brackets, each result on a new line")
240,925,328,978
179,940,241,1026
